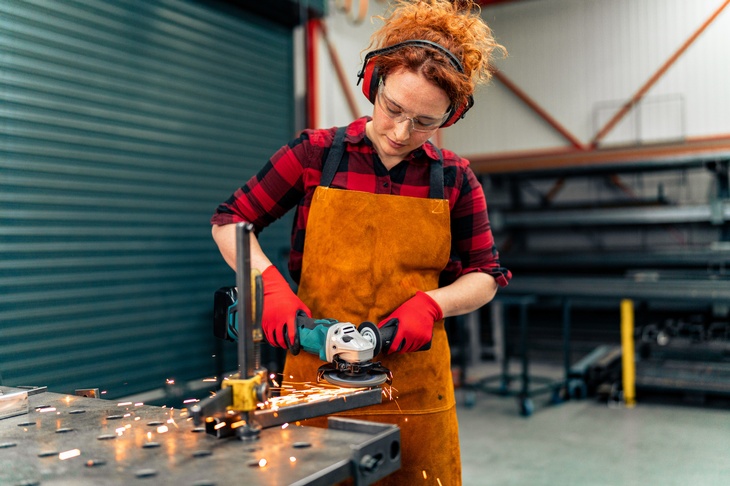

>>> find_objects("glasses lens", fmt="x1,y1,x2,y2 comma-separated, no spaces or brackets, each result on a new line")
378,83,448,132
412,119,442,132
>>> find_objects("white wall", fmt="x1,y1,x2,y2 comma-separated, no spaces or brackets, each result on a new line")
448,0,730,155
314,0,391,129
318,0,730,156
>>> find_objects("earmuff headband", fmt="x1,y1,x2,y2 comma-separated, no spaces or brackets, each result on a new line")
356,40,473,128
356,39,465,83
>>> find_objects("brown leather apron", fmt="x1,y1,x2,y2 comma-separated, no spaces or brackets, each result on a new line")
283,127,462,485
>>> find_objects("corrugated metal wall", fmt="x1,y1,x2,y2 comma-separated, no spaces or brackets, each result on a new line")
0,0,295,398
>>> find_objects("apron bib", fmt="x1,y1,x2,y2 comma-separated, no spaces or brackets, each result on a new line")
282,127,462,485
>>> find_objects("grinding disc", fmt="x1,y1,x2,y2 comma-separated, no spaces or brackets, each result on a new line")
320,370,389,388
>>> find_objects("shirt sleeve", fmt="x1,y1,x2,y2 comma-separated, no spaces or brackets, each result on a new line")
210,132,315,231
442,164,511,288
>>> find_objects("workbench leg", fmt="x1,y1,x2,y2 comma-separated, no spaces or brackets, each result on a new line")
561,298,572,401
519,301,532,415
497,301,510,394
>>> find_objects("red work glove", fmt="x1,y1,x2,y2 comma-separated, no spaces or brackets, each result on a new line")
378,291,443,354
261,266,312,350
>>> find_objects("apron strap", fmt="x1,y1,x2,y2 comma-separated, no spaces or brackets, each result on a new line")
320,127,347,188
428,143,445,200
320,126,445,200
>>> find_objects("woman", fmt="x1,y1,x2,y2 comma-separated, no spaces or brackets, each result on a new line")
211,1,510,483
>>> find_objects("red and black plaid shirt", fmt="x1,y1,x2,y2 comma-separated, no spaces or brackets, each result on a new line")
211,117,510,287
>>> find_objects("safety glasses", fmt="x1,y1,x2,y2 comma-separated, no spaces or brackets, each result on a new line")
376,80,449,132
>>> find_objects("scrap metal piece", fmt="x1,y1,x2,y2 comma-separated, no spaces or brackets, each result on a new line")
203,414,239,439
0,389,29,420
75,388,100,398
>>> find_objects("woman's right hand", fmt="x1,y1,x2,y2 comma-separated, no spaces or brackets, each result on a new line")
261,265,312,350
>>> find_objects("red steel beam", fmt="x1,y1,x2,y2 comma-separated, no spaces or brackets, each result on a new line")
591,0,730,147
492,69,586,150
469,135,730,174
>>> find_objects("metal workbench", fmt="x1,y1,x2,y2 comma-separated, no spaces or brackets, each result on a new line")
463,274,729,414
0,385,400,486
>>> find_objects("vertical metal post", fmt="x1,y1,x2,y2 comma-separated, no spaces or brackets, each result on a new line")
235,223,255,379
715,160,729,241
519,300,529,400
620,299,636,408
562,298,572,397
495,301,510,393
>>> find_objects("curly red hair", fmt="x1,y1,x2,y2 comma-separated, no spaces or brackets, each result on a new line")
366,0,506,107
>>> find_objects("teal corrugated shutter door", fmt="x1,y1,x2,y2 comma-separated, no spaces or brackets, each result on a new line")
1,0,294,398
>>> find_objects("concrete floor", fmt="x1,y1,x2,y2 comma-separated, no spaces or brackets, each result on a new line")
457,362,730,486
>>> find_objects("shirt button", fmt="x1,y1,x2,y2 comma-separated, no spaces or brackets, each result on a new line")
383,182,389,187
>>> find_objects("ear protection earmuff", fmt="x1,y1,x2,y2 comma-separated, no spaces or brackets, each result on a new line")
356,39,474,128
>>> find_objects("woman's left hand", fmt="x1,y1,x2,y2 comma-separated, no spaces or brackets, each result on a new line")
377,291,443,354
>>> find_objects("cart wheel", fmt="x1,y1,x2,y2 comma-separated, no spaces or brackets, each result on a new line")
518,397,533,417
608,382,622,406
550,387,564,405
497,377,511,396
568,380,587,400
464,389,476,408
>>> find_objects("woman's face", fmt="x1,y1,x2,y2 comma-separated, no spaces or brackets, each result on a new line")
366,68,451,167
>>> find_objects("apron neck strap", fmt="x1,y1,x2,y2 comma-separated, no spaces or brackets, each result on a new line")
428,144,444,200
320,126,445,200
320,127,347,188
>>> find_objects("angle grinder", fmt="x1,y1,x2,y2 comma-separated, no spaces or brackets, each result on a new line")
292,311,394,388
213,287,396,388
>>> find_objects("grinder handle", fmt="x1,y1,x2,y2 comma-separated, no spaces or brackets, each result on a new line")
291,311,340,358
377,320,431,354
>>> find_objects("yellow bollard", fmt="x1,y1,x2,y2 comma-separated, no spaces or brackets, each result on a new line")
620,299,636,408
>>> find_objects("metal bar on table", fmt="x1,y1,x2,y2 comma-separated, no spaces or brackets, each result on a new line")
254,388,383,429
235,222,255,378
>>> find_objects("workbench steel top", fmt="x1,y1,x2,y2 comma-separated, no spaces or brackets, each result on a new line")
0,386,397,486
